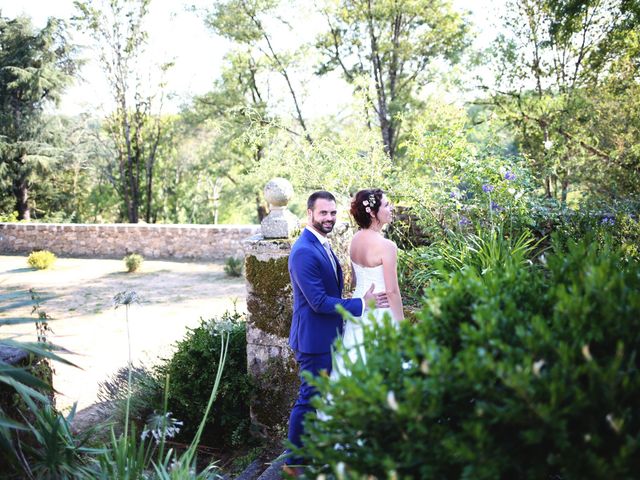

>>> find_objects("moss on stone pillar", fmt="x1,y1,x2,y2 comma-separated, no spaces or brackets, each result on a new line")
245,255,292,338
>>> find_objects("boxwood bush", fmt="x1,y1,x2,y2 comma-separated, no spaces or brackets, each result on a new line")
124,253,143,273
302,235,640,479
27,250,56,270
155,310,252,449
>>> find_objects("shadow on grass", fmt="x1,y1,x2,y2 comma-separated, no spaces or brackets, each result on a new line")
0,290,56,313
101,269,173,278
1,267,34,274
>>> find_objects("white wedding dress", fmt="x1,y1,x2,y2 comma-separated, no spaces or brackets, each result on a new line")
330,262,393,379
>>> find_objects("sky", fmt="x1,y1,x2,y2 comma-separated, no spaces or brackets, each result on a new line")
0,0,505,117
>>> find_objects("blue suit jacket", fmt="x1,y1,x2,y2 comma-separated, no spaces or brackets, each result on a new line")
288,228,364,354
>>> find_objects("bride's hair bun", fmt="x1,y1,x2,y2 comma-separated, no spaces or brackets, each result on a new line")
351,189,384,229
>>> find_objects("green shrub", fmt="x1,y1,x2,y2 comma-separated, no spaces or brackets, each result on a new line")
155,310,252,449
16,403,98,478
27,250,56,270
398,229,542,306
224,257,244,277
124,253,143,273
527,197,640,262
0,211,18,222
96,364,163,435
302,236,640,479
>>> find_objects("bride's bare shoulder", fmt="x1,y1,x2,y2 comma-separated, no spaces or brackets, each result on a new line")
382,237,397,249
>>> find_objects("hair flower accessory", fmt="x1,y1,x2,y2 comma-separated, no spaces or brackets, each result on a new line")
362,200,369,206
365,206,371,213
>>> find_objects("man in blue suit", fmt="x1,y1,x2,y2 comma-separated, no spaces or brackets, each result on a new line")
284,191,388,474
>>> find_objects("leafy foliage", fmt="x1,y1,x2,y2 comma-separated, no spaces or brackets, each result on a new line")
486,0,640,201
73,0,172,223
224,257,244,277
0,14,78,220
315,0,470,160
302,235,640,479
156,310,252,449
96,364,163,436
124,253,144,273
15,402,100,479
27,251,57,270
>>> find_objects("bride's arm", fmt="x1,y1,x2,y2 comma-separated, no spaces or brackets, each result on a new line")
381,240,404,322
350,263,356,290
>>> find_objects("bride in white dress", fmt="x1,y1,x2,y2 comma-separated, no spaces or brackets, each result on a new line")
332,189,404,378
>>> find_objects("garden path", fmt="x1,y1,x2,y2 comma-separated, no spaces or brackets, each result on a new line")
0,255,246,412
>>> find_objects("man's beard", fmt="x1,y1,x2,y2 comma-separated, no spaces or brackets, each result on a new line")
311,215,335,234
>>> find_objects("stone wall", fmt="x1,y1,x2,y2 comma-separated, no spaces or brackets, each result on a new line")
0,222,259,260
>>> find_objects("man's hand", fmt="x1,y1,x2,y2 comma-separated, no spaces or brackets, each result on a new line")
363,283,389,309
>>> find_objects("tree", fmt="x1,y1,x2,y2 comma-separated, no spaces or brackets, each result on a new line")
206,0,314,145
73,0,169,223
176,50,275,223
29,114,121,222
315,0,469,161
485,0,640,202
0,15,78,220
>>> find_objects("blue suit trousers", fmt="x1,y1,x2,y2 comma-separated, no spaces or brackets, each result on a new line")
285,350,332,465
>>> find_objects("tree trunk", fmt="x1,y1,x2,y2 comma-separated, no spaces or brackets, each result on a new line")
256,193,267,222
561,178,569,204
145,167,153,223
145,114,162,224
13,179,30,221
366,0,393,160
544,176,552,198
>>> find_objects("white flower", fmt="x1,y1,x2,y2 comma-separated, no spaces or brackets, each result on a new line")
420,359,430,374
544,140,554,150
606,413,622,433
142,411,183,444
532,359,545,376
386,390,399,411
499,165,507,175
508,187,516,195
113,290,140,309
514,189,524,200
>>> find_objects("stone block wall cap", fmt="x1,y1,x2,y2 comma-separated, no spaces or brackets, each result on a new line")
264,178,294,207
243,233,266,244
261,208,299,239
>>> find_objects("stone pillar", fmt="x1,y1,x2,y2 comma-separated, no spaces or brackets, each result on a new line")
243,178,300,437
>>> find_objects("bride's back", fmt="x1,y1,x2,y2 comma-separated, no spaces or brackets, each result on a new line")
350,229,389,268
352,262,386,296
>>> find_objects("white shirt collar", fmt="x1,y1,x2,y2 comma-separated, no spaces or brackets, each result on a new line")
306,225,328,245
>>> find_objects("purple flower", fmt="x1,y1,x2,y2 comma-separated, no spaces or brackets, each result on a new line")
491,201,503,212
601,216,615,226
449,191,457,199
482,184,494,193
459,216,472,227
504,171,516,181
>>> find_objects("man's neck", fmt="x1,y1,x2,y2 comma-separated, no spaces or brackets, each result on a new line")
306,225,327,240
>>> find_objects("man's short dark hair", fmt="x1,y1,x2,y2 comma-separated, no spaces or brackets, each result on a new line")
307,191,336,210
